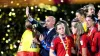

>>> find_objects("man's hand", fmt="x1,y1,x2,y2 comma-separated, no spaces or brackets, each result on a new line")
26,6,29,17
39,34,44,41
33,38,40,44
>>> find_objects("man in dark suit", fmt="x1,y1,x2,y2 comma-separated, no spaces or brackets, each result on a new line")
26,7,56,56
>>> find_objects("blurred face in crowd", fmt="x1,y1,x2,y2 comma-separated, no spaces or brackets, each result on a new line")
76,12,82,21
86,17,94,28
97,10,100,19
56,23,65,35
45,16,55,29
98,23,100,31
71,22,77,34
87,6,95,15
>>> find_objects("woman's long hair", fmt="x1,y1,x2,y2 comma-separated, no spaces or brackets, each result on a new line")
72,20,85,55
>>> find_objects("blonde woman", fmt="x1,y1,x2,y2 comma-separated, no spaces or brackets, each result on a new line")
71,19,91,56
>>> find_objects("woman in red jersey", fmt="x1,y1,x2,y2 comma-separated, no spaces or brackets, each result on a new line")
92,20,100,56
50,20,75,56
71,19,91,56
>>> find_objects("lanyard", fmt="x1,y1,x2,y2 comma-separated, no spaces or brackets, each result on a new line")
59,35,69,56
88,27,94,36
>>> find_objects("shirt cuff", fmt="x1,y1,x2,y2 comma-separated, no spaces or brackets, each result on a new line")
41,40,45,44
28,17,33,22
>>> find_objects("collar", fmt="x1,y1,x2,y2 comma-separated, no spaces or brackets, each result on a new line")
48,27,54,31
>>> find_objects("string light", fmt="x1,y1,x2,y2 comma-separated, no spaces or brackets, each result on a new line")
11,8,14,11
2,37,5,41
7,25,10,28
1,51,4,54
8,39,11,42
9,18,12,21
98,5,100,8
38,9,40,11
12,12,15,16
31,6,34,10
9,12,12,16
60,18,63,20
37,18,40,21
6,40,9,43
10,44,13,49
14,44,17,48
71,11,74,14
17,40,20,43
35,5,38,8
6,33,8,37
7,29,10,32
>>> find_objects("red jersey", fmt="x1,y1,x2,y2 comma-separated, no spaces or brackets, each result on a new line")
80,33,91,56
50,36,73,56
92,32,100,56
87,27,97,46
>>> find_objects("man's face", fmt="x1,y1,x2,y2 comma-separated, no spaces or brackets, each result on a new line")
45,16,55,29
86,17,93,28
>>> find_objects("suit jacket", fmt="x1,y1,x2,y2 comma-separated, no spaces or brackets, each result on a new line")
29,18,56,56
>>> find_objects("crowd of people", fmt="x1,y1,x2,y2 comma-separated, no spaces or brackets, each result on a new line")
16,4,100,56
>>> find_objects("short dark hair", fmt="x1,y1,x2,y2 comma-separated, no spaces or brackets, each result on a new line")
86,15,95,21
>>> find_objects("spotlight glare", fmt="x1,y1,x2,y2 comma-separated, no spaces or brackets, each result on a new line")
12,13,15,16
14,45,17,48
38,9,40,11
6,40,8,43
10,44,13,49
17,40,20,43
1,51,4,54
9,18,12,21
2,37,5,40
37,18,40,21
71,11,74,14
11,1,13,4
60,18,62,20
6,33,8,37
31,7,34,10
7,29,10,32
8,39,11,42
11,8,14,11
7,25,10,28
9,12,12,16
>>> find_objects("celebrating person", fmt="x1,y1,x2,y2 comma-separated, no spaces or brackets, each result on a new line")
16,20,40,56
26,6,56,56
